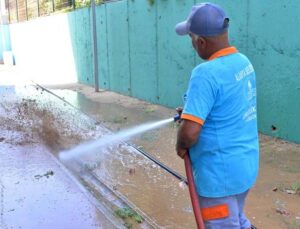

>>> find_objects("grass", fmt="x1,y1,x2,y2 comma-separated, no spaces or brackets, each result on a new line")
291,182,300,195
115,207,144,226
111,116,127,124
276,182,300,196
143,106,156,113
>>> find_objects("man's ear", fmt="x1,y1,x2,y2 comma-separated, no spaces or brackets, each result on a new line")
198,37,206,48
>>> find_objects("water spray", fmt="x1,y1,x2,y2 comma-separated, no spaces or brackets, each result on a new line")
33,82,187,184
59,118,174,161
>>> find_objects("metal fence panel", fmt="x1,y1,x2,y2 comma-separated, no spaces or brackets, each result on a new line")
7,0,18,23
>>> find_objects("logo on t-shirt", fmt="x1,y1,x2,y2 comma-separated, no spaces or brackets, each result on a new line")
247,80,256,101
235,64,254,81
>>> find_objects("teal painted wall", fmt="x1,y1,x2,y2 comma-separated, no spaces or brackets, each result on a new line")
246,1,300,143
68,8,93,86
69,0,300,143
67,0,250,107
7,0,300,143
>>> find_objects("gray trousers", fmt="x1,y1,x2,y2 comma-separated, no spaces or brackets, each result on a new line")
199,190,251,229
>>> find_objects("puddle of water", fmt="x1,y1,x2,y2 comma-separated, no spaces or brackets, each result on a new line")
46,89,195,226
50,87,300,229
46,89,197,228
0,143,116,229
4,84,299,228
0,87,119,229
0,85,196,228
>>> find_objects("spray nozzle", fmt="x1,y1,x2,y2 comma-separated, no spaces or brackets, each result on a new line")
173,114,181,122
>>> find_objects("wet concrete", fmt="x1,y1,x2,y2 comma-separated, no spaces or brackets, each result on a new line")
0,143,116,229
49,83,300,229
1,63,300,229
47,87,195,228
0,85,120,229
0,84,187,228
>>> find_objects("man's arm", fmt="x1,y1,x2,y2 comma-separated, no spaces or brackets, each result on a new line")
176,119,202,159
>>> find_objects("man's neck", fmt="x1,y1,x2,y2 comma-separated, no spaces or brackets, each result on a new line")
208,43,231,57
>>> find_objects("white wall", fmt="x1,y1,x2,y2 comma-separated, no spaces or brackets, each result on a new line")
9,14,78,84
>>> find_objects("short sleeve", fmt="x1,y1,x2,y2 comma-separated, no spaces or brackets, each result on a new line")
182,70,218,125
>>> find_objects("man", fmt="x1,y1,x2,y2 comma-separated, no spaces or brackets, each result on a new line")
175,3,259,229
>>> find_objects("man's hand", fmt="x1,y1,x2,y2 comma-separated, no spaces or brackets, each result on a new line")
176,147,187,159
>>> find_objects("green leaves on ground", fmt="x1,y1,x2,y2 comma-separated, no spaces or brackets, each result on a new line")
291,182,300,195
115,207,144,223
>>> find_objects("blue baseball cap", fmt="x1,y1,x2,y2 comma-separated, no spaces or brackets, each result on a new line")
175,3,229,37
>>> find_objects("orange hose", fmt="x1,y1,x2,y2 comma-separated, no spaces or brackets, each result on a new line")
184,153,205,229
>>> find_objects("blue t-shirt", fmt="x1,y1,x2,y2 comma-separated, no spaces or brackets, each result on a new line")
182,50,259,198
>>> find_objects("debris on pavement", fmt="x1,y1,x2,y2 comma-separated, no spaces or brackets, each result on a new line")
275,208,290,216
34,170,54,179
179,181,187,190
285,189,297,195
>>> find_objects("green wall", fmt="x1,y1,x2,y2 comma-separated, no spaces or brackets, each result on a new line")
247,1,300,143
67,0,300,143
68,0,249,105
68,8,93,86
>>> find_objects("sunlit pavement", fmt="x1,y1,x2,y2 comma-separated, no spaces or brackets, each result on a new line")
0,143,117,229
0,80,119,229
